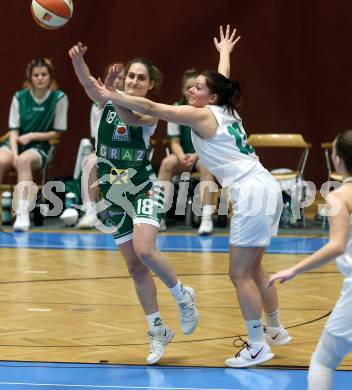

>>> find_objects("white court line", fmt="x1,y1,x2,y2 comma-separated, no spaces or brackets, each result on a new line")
0,382,241,390
25,308,51,312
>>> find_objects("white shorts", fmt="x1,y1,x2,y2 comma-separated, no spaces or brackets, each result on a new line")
229,170,283,247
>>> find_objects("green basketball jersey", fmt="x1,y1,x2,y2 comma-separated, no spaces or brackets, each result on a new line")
178,124,196,154
167,102,195,154
96,102,156,201
9,89,67,154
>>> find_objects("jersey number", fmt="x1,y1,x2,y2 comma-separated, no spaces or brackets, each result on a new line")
137,199,154,215
227,122,254,155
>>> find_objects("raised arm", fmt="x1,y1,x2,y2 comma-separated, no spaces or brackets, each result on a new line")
89,76,217,138
214,25,241,78
267,191,350,286
68,42,105,106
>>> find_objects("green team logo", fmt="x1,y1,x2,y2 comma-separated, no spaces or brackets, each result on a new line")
106,109,130,141
112,124,130,142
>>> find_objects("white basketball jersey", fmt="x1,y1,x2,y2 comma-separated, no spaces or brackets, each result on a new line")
191,105,265,187
336,220,352,277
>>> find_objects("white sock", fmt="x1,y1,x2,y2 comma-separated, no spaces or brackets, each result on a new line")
246,319,264,343
85,201,97,215
202,205,214,218
170,280,186,302
146,312,164,333
18,199,30,213
265,308,281,328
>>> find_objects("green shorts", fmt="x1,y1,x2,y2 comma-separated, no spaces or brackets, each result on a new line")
0,141,50,169
99,181,165,245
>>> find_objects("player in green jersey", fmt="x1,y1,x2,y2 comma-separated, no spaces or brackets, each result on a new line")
77,64,125,229
69,42,199,365
0,58,68,231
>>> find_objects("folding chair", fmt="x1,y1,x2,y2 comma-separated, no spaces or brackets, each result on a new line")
159,138,201,226
247,133,312,227
321,142,342,183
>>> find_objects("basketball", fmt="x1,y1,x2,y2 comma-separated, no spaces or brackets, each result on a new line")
31,0,73,29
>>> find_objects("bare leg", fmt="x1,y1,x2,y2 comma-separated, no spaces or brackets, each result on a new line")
0,149,13,184
119,227,182,363
252,251,278,314
157,154,179,206
12,151,41,231
133,223,178,288
224,245,275,367
198,163,216,207
119,239,159,315
78,153,99,228
229,245,264,320
15,150,41,201
81,152,98,205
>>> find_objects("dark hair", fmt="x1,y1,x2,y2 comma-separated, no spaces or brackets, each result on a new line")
179,68,200,105
201,70,242,115
24,58,57,90
124,57,162,96
335,130,352,175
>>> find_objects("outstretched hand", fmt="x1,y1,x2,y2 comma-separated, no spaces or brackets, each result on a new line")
68,41,87,60
214,25,241,54
266,268,297,288
103,63,124,91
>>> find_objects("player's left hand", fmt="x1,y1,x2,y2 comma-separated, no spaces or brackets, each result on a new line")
266,268,297,287
214,24,241,54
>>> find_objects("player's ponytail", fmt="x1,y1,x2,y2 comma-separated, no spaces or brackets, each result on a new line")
201,71,242,115
335,130,352,175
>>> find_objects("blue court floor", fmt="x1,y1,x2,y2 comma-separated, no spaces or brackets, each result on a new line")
0,230,328,254
0,229,350,389
0,361,351,390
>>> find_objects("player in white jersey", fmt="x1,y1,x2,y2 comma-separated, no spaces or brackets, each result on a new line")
268,130,352,389
90,25,291,367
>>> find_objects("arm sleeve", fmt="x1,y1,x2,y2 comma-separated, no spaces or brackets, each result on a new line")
53,94,68,131
167,121,180,137
8,95,20,130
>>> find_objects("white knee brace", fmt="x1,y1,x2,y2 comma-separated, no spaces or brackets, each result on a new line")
308,331,349,390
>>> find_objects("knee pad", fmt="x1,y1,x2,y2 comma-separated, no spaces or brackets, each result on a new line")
310,331,346,372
